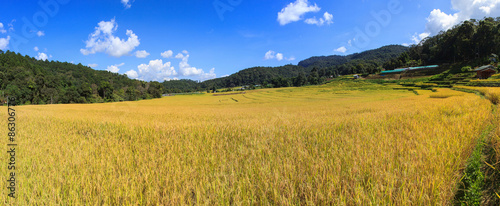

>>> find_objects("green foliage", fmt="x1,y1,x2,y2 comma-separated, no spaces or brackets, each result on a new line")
0,51,163,104
386,17,500,70
462,66,472,72
454,130,490,205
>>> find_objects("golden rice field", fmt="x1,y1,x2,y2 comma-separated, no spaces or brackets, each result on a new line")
0,81,495,205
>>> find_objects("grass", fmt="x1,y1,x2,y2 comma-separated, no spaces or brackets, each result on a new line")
0,81,494,205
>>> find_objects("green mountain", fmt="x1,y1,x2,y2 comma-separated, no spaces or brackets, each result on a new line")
298,45,408,68
0,51,163,105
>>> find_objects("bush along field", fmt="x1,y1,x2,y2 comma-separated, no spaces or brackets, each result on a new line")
0,80,497,205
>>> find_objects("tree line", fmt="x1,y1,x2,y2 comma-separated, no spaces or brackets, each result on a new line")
384,17,500,70
0,51,163,105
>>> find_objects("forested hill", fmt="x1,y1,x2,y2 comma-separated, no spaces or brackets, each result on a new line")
0,51,163,105
298,45,408,68
384,17,500,69
193,45,408,91
199,65,309,89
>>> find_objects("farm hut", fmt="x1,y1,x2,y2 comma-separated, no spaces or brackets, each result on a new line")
475,65,497,79
490,53,498,63
353,75,360,79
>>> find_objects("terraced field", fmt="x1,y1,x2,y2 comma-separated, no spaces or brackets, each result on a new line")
1,81,494,205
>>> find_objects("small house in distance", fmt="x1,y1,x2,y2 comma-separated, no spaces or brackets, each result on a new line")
475,65,497,79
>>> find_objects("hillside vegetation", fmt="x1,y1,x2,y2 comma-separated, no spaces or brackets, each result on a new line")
0,51,164,105
175,45,408,92
385,17,500,69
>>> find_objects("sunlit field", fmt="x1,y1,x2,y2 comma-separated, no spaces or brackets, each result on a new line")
1,81,493,205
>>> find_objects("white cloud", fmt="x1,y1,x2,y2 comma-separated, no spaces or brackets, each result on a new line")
347,39,352,46
0,36,10,50
137,59,177,81
199,68,217,81
305,12,333,26
176,51,217,80
80,19,140,58
178,53,203,76
106,63,125,73
175,53,184,59
125,70,138,79
0,23,6,34
335,46,347,53
426,9,460,35
34,46,39,51
88,63,98,68
135,50,150,58
161,50,173,58
129,51,217,81
264,50,294,61
276,53,284,61
37,31,45,37
121,0,133,9
411,32,430,45
425,0,500,35
36,52,49,61
277,0,321,25
264,50,276,60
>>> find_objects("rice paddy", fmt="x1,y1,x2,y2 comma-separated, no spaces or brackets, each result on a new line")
0,81,495,205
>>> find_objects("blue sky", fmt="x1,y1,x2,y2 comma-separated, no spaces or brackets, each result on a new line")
0,0,498,82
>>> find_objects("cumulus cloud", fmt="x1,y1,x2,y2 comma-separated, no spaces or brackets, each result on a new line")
199,68,217,81
334,46,347,53
88,63,98,68
411,32,430,45
425,0,500,35
127,51,217,81
80,19,140,58
177,52,204,76
34,46,39,51
135,50,150,58
0,36,10,50
0,23,6,34
175,51,217,80
37,31,45,37
305,12,333,26
106,63,125,73
121,0,133,9
175,53,184,59
264,50,276,60
278,0,321,25
161,50,173,58
137,59,177,81
125,70,138,79
276,53,284,61
36,52,50,61
264,50,294,61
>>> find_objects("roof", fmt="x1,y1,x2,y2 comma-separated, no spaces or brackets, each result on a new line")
380,68,407,74
380,65,439,74
408,65,439,70
474,65,496,71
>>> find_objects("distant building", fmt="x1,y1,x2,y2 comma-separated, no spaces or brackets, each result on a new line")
490,54,498,63
353,75,360,79
379,65,439,75
475,65,497,79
